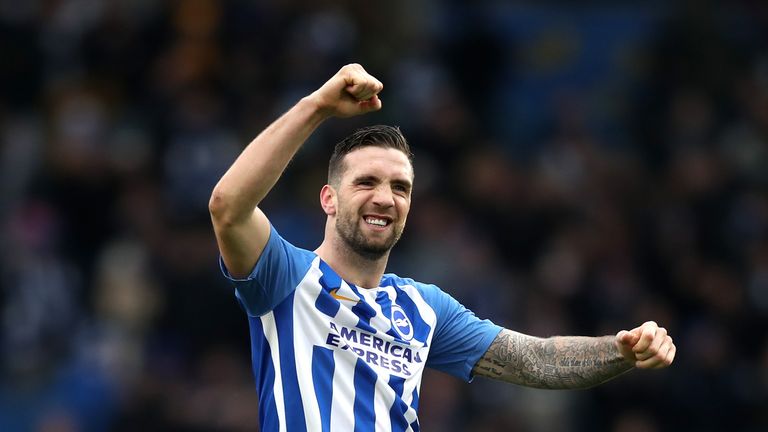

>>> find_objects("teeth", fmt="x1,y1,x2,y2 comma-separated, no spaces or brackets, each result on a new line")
365,217,387,226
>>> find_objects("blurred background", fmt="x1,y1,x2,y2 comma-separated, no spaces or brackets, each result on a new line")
1,0,767,431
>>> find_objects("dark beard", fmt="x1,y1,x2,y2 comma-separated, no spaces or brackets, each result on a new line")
335,215,401,261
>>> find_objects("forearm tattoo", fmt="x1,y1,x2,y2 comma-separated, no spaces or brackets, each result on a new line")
472,329,634,389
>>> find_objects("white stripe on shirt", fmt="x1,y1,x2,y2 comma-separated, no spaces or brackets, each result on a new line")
261,311,287,432
330,349,357,430
293,259,325,430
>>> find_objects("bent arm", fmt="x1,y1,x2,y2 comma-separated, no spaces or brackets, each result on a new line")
209,98,329,278
472,329,634,389
209,64,383,278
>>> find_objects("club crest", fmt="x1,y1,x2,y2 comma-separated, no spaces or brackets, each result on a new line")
390,304,413,341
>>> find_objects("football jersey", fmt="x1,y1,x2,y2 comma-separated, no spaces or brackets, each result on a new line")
220,225,502,432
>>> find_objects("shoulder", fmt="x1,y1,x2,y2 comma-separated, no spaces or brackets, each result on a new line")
382,273,435,291
381,273,447,304
265,225,317,263
222,225,319,317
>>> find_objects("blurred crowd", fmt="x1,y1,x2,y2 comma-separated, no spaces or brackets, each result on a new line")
1,1,767,431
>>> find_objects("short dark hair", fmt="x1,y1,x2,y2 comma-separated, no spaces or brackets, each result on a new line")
328,125,414,186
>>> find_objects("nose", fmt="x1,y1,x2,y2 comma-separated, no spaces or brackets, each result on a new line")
371,185,394,208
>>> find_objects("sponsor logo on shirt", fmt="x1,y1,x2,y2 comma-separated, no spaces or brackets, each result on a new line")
329,288,359,303
325,322,423,377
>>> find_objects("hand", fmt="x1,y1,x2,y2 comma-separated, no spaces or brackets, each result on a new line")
615,321,676,369
307,64,384,118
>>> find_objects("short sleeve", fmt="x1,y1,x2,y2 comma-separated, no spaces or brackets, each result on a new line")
219,225,316,316
423,286,503,382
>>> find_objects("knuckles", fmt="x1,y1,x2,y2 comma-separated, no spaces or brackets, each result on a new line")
340,63,362,73
630,324,676,369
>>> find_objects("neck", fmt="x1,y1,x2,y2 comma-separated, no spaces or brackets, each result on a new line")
315,235,389,289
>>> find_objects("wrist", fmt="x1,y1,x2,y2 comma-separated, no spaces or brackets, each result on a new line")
300,93,335,123
613,335,637,367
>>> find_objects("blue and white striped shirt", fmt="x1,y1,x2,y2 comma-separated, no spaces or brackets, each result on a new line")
220,226,502,431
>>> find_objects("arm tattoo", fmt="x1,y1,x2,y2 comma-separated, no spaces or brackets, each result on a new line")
472,329,634,389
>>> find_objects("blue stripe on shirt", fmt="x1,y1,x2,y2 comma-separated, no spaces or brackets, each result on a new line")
348,283,379,334
273,292,307,432
312,346,334,432
249,316,279,432
316,281,341,318
410,419,421,432
388,375,408,432
352,358,376,432
318,261,341,287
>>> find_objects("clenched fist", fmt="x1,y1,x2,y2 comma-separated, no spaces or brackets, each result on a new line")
308,63,384,118
616,321,676,369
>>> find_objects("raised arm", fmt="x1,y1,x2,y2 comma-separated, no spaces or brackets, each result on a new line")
209,64,383,277
472,321,675,389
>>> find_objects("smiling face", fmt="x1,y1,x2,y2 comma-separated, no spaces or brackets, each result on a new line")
328,146,413,260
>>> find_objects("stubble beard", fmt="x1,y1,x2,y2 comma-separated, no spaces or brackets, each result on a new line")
335,210,403,261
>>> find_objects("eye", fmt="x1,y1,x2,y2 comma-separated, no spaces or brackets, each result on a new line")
392,183,411,195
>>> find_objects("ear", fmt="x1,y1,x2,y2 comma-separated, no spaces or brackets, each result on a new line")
320,184,337,216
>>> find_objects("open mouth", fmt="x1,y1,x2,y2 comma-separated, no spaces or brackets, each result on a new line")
363,215,392,227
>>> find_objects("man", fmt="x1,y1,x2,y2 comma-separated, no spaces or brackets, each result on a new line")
209,64,675,431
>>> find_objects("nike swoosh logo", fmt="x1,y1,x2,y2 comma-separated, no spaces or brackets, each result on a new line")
330,288,358,303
